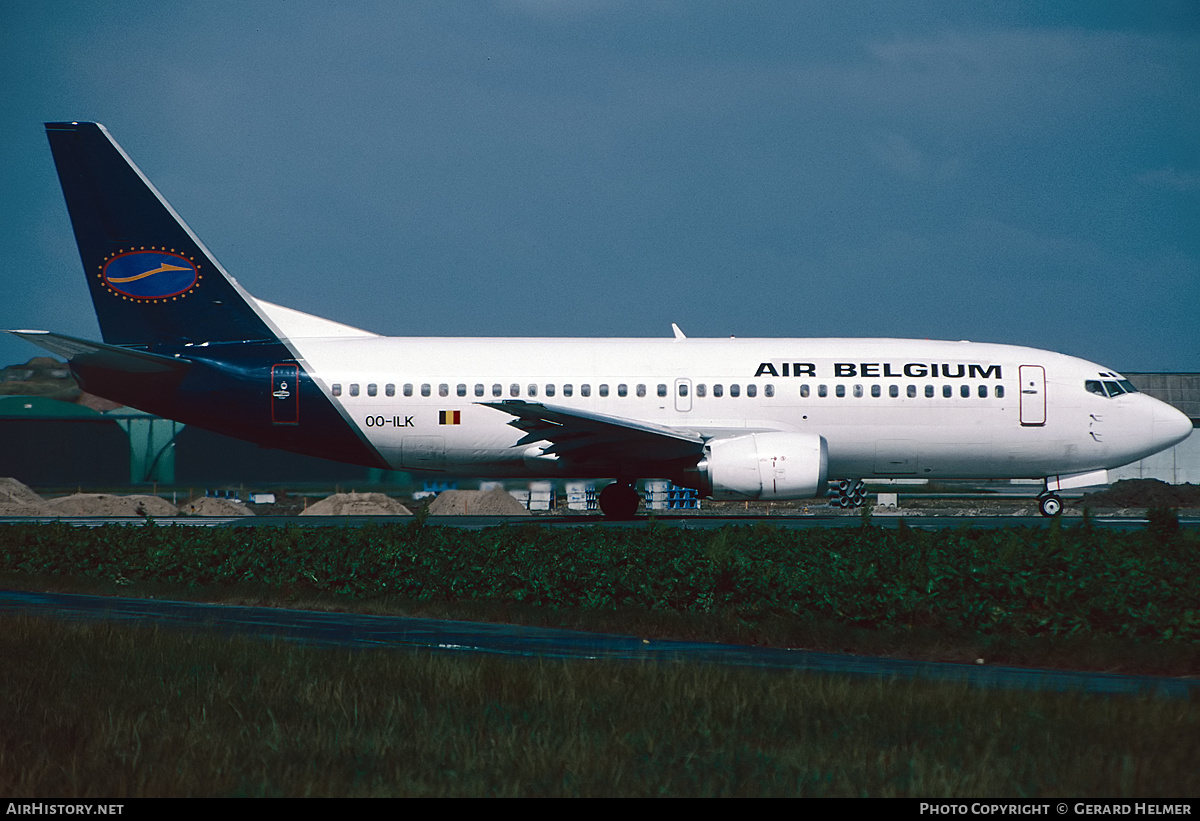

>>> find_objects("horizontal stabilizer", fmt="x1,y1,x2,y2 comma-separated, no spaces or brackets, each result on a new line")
6,330,192,375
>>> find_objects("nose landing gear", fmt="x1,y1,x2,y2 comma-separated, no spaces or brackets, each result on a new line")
1037,493,1063,517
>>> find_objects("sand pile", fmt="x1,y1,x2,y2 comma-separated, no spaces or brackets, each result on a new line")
1081,479,1200,508
299,492,412,516
42,493,179,517
428,489,530,516
181,497,255,516
0,477,53,516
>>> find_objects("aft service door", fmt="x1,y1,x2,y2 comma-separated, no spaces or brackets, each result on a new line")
271,364,299,425
1019,365,1046,427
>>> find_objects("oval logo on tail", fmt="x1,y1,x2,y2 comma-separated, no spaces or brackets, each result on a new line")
100,250,200,301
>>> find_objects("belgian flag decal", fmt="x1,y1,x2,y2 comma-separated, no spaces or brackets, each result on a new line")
439,410,461,425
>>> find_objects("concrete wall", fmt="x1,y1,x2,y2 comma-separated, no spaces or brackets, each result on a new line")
1110,428,1200,485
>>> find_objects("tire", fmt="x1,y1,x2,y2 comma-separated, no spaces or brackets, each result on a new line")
599,482,640,520
1038,494,1062,517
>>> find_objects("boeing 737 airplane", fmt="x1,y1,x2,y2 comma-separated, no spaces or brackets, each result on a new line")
10,122,1193,518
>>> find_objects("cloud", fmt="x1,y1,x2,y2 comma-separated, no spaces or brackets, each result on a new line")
870,133,963,183
1137,167,1200,192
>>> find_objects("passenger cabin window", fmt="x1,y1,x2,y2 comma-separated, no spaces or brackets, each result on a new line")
564,384,573,397
617,384,627,397
332,383,342,397
657,384,668,397
943,385,952,398
907,385,916,398
510,384,519,397
546,384,555,397
764,384,774,397
888,385,897,398
637,384,646,397
457,384,467,397
800,384,810,398
528,384,537,397
439,384,449,397
350,384,360,397
730,384,740,397
696,384,707,398
404,384,413,397
581,385,591,397
599,384,609,397
818,385,827,398
960,385,970,398
386,384,395,397
493,384,502,397
746,384,757,398
677,383,688,397
367,383,377,397
475,384,484,397
713,384,723,398
996,386,1005,399
421,384,431,397
925,385,934,398
835,385,845,398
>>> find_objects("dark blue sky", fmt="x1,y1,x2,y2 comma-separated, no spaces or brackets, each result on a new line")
2,1,1197,370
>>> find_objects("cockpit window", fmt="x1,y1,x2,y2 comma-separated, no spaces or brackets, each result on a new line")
1088,378,1138,398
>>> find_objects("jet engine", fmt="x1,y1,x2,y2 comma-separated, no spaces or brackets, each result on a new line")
688,431,829,501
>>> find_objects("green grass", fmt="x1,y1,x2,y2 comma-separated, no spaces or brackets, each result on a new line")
2,615,1197,798
2,518,1198,674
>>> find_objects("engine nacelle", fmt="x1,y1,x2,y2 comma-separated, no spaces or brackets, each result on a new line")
692,431,828,501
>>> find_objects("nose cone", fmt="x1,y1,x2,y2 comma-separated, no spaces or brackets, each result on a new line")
1152,399,1193,451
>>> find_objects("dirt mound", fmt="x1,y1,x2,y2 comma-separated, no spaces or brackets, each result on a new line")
0,477,53,515
1081,479,1200,508
181,497,255,516
1,478,45,506
42,493,179,517
299,492,412,516
428,489,530,516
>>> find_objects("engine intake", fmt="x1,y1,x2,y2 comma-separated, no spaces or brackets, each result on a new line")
690,431,829,501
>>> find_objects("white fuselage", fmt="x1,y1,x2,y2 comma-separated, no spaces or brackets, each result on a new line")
286,335,1191,483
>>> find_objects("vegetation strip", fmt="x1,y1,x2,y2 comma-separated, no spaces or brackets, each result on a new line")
2,588,1195,698
2,614,1197,798
1,511,1196,672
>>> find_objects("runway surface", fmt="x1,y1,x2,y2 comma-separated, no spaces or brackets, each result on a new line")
2,513,1196,530
1,588,1195,698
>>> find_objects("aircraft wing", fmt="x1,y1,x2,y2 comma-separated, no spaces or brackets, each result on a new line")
480,400,706,463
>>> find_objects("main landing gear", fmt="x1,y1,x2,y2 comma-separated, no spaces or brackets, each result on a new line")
1037,493,1063,518
599,481,641,520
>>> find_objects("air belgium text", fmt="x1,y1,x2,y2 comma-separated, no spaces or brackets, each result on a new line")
754,362,1003,379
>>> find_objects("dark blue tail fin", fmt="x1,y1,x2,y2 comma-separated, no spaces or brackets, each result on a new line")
45,122,277,348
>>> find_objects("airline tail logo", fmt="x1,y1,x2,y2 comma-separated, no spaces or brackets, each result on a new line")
99,249,201,302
